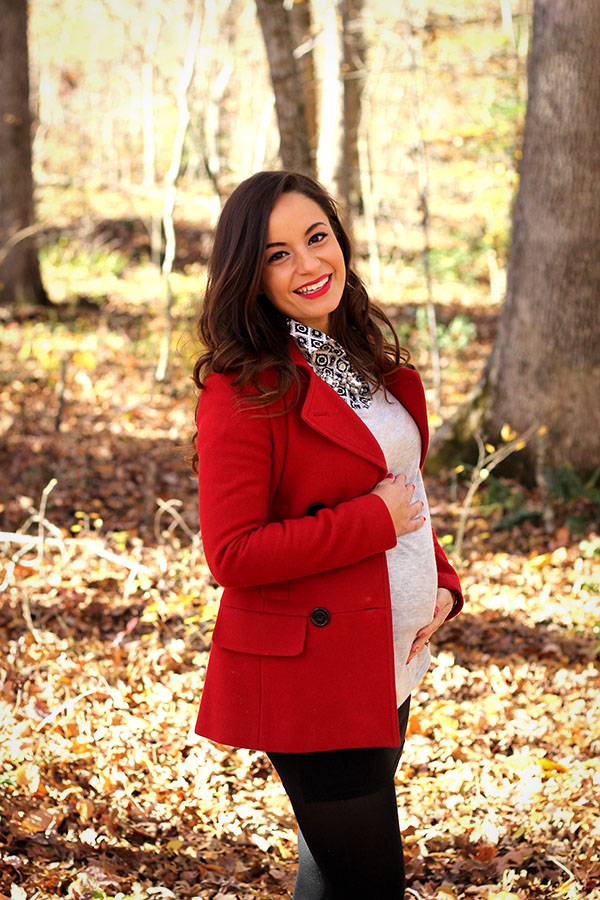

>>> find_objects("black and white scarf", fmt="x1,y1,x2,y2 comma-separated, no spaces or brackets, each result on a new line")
287,318,372,411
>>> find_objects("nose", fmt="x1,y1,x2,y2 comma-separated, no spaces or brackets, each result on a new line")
295,247,319,275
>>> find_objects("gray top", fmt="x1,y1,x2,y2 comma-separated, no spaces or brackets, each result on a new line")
355,388,437,704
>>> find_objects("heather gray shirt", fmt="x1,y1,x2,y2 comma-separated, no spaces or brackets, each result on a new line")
355,388,437,704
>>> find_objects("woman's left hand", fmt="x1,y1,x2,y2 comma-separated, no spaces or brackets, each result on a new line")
406,588,454,664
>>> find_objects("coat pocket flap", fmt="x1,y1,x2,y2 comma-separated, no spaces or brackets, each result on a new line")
212,606,307,657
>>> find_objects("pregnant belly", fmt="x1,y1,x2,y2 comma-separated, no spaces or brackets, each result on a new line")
386,536,438,635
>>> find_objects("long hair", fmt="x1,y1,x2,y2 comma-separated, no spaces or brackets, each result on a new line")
193,170,408,394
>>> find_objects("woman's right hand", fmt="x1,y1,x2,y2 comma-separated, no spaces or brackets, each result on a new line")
370,473,426,536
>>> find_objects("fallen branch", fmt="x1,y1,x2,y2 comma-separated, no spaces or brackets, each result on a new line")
0,531,150,599
154,497,199,543
0,222,48,265
454,423,539,559
35,685,107,733
0,531,149,571
36,478,57,567
14,514,67,561
548,855,578,884
0,532,69,546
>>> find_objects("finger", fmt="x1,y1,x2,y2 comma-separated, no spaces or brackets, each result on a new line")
419,611,444,633
416,621,435,637
406,637,430,664
405,516,426,532
434,601,452,622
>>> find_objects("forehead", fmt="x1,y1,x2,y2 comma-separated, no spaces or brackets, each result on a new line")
267,192,327,238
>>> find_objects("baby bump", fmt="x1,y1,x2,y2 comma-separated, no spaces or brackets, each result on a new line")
386,529,437,635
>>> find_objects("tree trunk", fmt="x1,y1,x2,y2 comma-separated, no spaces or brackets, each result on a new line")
315,0,345,200
429,0,600,478
341,0,366,217
141,10,161,190
313,0,365,223
255,0,313,173
487,0,600,474
0,0,48,306
289,0,317,163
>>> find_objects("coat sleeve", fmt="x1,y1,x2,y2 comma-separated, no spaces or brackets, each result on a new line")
197,374,398,589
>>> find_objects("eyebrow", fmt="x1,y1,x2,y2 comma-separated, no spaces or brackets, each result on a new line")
265,221,327,250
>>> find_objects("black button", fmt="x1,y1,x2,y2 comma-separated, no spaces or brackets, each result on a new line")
307,502,326,516
310,607,330,627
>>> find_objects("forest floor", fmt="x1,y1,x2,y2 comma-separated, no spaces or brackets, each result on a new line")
1,214,599,900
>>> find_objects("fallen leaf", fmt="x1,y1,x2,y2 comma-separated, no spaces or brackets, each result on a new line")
19,808,60,834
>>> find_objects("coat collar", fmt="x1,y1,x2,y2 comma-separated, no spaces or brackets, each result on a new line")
289,340,429,471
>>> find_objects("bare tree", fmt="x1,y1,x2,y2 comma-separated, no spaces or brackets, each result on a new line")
429,0,600,477
0,0,48,306
289,0,317,162
341,0,366,217
254,0,367,219
254,0,313,173
312,0,366,220
155,1,203,383
315,0,345,196
193,0,236,208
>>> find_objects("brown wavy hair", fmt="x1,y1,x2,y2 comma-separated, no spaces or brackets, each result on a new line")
191,171,409,462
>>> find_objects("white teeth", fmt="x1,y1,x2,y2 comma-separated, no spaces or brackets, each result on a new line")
296,275,329,294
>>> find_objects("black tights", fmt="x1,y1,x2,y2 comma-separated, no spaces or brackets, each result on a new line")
267,697,411,900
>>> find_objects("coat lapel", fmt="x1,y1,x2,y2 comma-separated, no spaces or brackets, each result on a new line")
289,341,430,473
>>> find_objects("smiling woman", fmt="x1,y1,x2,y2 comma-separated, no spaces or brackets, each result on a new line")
260,192,346,332
190,170,463,900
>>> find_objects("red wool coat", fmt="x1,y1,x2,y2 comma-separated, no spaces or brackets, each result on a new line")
195,341,462,753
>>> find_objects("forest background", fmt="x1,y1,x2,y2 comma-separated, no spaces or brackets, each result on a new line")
0,1,599,899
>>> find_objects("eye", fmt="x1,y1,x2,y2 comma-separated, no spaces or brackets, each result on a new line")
308,231,328,245
266,249,288,264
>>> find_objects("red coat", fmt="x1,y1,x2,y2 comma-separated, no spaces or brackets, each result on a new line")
195,341,462,752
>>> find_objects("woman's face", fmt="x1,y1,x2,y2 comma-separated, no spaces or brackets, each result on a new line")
260,191,346,333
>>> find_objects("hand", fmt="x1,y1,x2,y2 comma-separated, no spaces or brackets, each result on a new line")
406,587,454,664
370,473,426,537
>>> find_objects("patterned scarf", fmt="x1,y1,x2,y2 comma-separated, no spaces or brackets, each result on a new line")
287,318,372,410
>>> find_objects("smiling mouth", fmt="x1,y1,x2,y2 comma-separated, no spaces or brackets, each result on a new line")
294,274,332,297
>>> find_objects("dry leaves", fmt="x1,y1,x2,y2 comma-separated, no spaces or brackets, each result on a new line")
1,466,598,900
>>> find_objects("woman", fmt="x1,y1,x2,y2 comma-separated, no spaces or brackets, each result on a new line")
192,170,463,899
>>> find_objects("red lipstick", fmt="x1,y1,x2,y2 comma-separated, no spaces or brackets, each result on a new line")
293,274,332,298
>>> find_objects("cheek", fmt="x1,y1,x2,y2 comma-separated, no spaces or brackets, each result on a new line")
261,273,287,309
263,267,290,300
332,245,346,276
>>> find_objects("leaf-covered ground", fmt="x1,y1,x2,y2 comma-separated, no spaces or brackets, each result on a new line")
1,290,599,900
